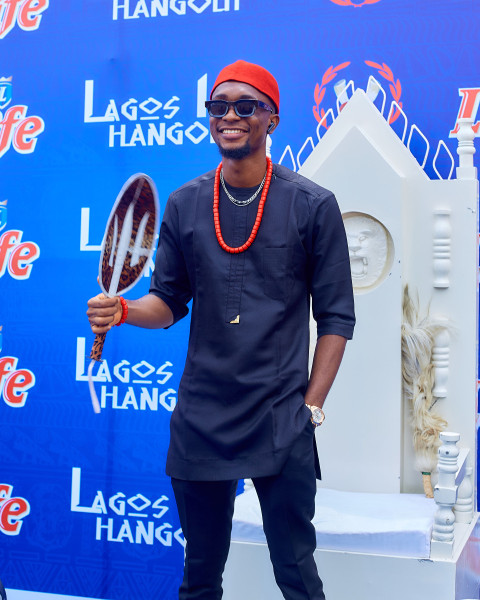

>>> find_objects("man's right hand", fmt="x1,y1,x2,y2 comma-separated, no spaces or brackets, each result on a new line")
86,294,122,334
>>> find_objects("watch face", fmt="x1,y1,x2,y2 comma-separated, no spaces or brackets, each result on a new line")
311,407,325,426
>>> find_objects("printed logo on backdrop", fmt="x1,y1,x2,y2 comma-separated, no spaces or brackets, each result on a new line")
0,353,35,407
0,76,45,158
0,203,38,407
0,0,49,39
112,0,239,20
76,337,177,411
0,483,30,535
313,61,403,128
0,200,41,280
0,76,11,108
449,88,480,137
0,199,7,230
329,0,381,6
84,75,211,149
71,467,184,547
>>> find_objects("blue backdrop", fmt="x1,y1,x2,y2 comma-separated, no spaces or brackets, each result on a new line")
1,0,479,598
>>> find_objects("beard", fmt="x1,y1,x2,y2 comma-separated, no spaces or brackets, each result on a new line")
218,142,251,160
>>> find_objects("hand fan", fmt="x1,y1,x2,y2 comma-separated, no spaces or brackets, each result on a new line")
88,174,159,413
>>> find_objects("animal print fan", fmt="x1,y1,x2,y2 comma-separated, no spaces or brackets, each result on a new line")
88,174,159,413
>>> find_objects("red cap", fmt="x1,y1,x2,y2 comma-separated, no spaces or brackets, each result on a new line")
210,60,280,114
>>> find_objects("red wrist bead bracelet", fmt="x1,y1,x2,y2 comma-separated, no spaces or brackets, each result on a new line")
115,296,128,326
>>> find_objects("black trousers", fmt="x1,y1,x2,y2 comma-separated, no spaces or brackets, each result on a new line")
171,424,325,600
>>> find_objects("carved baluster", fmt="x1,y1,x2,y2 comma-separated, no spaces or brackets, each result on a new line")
432,327,449,398
456,117,477,180
433,210,451,289
430,432,459,559
454,465,474,524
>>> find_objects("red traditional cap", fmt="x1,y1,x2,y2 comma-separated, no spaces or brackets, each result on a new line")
210,60,280,114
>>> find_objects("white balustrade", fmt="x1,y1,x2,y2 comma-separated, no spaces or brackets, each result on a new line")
431,432,460,558
454,465,474,524
432,210,451,288
432,327,450,398
456,117,477,180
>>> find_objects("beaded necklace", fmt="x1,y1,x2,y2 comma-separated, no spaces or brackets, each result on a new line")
213,157,272,254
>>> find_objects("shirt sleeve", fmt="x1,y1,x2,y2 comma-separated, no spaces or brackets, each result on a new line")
149,193,192,325
308,192,355,340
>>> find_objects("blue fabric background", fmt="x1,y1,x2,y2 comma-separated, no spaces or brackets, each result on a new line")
1,0,478,597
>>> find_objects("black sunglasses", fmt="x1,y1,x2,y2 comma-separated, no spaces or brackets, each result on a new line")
205,99,274,118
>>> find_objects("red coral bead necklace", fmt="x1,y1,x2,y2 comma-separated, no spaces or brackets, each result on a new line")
213,157,272,254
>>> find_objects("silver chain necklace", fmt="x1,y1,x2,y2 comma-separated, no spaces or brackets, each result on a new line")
220,169,266,207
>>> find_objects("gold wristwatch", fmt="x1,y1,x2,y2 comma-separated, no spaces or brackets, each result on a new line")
305,404,325,427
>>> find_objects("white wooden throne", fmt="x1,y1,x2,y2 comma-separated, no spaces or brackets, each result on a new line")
223,88,479,600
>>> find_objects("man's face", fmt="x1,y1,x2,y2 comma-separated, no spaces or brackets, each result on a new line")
209,81,276,160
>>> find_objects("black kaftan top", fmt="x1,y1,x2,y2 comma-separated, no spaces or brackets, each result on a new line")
150,163,355,480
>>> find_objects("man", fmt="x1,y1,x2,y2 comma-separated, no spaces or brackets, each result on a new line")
87,60,355,600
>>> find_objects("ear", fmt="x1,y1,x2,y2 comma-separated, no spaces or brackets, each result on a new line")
267,114,280,135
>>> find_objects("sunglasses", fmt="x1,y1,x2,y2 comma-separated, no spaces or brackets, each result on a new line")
205,99,274,118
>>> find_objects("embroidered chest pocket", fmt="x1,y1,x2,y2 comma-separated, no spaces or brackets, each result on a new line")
262,247,293,301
